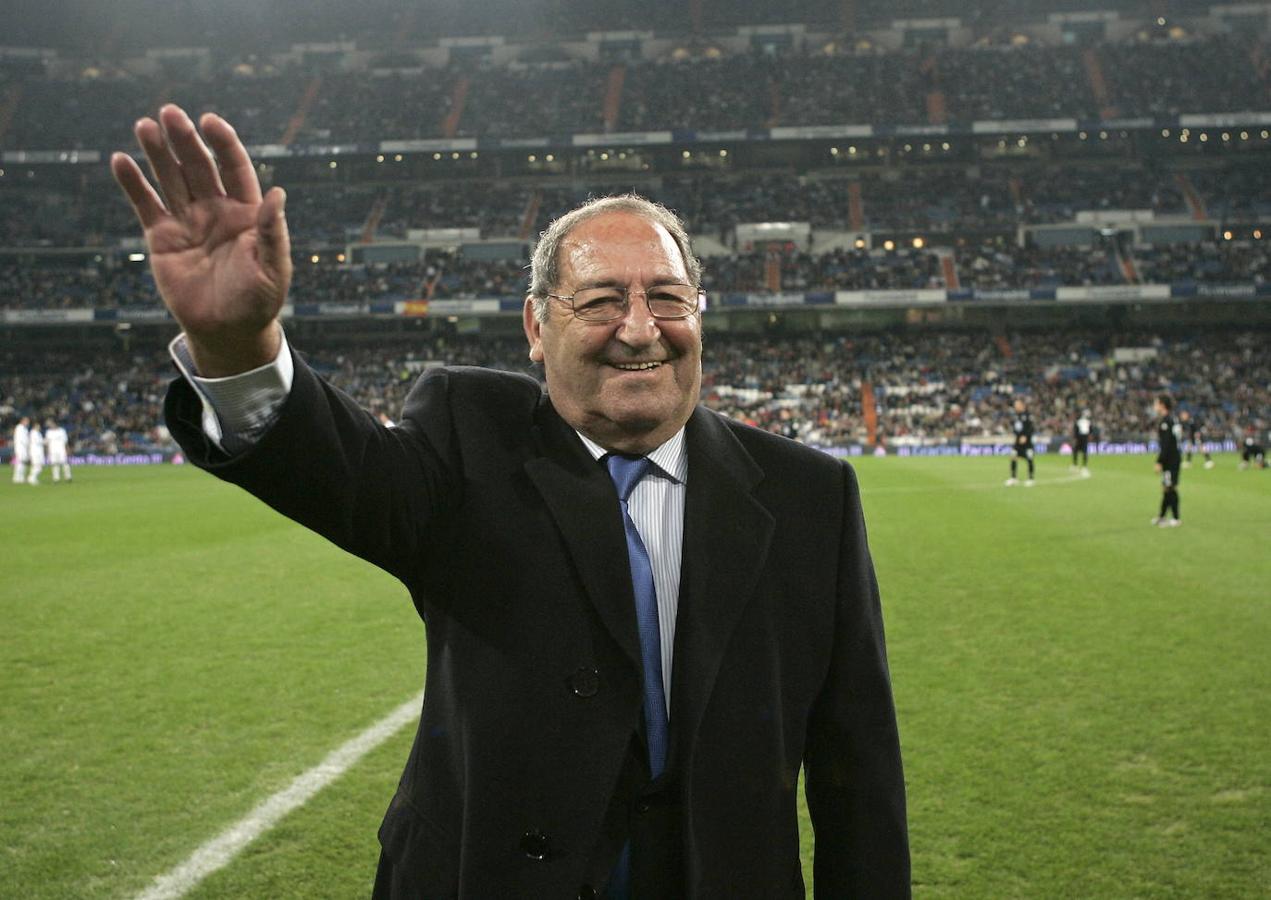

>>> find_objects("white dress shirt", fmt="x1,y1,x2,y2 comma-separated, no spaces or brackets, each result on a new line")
576,430,687,715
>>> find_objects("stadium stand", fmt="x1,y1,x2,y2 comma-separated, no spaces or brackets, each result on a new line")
1,34,1268,148
1,3,1267,463
4,329,1268,457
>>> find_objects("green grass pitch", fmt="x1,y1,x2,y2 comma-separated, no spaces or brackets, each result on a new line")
2,455,1267,898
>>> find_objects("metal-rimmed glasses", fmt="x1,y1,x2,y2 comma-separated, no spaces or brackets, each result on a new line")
546,283,705,323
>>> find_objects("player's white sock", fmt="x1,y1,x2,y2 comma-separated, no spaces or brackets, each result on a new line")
13,462,26,483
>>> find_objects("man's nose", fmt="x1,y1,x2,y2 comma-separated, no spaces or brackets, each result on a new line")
615,291,661,345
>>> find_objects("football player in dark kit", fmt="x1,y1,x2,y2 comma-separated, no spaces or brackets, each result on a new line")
1179,410,1213,469
1240,427,1267,470
1152,395,1183,527
1005,398,1035,486
1071,408,1094,478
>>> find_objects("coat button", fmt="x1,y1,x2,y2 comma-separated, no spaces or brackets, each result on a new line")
568,666,599,698
578,886,597,900
520,829,550,860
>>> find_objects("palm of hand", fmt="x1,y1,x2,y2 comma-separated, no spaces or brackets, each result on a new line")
146,196,286,336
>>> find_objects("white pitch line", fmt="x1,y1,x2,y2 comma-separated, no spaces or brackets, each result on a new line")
134,691,423,900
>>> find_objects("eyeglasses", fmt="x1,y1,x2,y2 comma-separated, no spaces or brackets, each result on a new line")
546,283,704,323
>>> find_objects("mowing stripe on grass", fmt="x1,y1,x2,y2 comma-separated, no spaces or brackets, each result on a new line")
134,691,424,900
865,473,1088,494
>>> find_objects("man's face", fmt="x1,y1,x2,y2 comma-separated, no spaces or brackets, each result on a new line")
1014,400,1025,414
523,211,702,454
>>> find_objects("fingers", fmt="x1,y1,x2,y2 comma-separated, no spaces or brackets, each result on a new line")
110,151,167,230
157,104,227,201
200,112,262,205
135,115,191,215
122,104,259,225
257,186,293,283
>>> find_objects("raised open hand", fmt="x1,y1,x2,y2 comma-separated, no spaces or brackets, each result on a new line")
110,104,292,376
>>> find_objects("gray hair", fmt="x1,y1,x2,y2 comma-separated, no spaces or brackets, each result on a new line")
528,193,703,322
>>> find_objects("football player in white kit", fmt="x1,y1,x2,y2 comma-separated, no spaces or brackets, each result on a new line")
12,416,30,484
26,421,45,485
45,419,72,482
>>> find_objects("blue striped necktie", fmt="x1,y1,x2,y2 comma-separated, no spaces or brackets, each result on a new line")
605,453,669,777
604,454,669,900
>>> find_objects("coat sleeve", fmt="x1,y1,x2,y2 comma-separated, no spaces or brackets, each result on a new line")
803,461,911,898
164,350,466,586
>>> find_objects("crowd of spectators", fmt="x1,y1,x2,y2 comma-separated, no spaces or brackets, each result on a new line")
2,34,1267,149
5,161,1265,253
1133,240,1271,285
865,330,1270,447
1098,37,1271,118
4,329,1266,457
0,261,156,310
4,234,1268,310
957,241,1125,289
0,349,172,455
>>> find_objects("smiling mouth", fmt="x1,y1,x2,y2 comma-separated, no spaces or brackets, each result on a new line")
610,361,664,371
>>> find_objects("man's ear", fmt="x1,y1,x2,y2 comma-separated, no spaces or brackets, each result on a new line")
523,297,545,363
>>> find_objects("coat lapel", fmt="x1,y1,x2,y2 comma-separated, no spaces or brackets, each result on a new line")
523,398,642,668
670,407,775,763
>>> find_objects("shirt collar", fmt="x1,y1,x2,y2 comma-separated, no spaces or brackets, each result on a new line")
576,427,688,485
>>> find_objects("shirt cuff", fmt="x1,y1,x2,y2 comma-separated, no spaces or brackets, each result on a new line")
167,331,294,452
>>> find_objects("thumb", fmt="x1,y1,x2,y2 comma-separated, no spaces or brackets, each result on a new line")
257,186,293,288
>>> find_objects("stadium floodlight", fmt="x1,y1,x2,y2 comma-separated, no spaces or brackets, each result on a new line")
128,252,146,262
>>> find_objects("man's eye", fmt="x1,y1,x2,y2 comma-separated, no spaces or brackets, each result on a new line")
578,293,624,309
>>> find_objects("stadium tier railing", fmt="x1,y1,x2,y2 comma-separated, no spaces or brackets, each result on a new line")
6,281,1270,326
